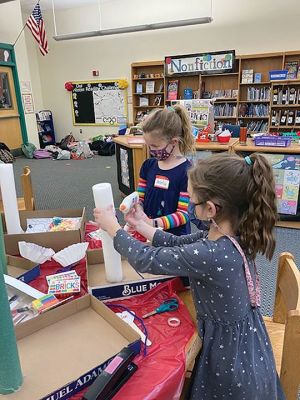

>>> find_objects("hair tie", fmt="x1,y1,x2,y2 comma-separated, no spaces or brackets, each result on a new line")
244,156,253,166
167,106,176,112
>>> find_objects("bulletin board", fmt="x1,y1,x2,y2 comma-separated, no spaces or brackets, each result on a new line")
262,153,300,216
70,80,128,126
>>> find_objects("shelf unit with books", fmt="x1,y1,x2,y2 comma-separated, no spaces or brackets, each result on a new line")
269,72,300,131
131,61,165,124
131,51,300,131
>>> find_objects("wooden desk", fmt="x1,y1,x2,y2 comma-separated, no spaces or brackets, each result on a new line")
233,139,300,229
113,135,148,196
233,139,300,154
195,138,238,152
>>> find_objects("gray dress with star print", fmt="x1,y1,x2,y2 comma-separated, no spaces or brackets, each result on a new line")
113,228,286,400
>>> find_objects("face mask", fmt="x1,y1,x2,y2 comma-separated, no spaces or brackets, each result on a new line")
149,143,175,161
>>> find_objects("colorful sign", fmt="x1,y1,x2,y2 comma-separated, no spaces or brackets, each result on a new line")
262,153,300,215
165,50,235,76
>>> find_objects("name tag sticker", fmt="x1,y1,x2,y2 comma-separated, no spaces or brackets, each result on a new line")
154,175,169,190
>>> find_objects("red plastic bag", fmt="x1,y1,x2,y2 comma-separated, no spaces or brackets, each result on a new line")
72,278,197,400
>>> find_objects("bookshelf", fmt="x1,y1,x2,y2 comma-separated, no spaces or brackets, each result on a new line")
131,61,165,124
131,51,300,132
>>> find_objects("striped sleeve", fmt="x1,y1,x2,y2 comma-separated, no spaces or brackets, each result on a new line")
157,191,190,229
136,177,147,203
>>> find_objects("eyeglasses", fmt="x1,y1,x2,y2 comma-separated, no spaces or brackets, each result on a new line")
193,201,222,209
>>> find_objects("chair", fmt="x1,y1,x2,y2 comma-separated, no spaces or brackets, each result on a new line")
0,166,35,212
263,252,300,400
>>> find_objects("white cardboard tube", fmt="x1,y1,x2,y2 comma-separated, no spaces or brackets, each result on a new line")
92,183,123,283
0,164,23,234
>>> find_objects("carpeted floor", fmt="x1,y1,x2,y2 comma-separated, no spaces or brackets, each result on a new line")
12,156,300,316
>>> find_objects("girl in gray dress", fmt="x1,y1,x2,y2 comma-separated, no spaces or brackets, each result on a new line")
94,153,286,400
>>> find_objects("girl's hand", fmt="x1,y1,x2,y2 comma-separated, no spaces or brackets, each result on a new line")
125,204,151,229
93,205,121,237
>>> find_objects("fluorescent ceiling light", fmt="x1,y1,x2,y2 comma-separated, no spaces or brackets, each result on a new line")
53,17,213,41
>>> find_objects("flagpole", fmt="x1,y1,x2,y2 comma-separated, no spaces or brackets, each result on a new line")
13,0,41,48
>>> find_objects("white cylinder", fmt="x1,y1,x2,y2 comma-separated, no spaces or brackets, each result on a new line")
0,164,23,234
92,183,123,283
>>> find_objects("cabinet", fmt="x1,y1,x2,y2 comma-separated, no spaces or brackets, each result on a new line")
36,110,56,148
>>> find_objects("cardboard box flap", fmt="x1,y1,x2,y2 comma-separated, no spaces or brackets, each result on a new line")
8,295,140,400
2,208,86,255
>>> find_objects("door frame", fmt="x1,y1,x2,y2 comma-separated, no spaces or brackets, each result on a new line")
0,42,28,144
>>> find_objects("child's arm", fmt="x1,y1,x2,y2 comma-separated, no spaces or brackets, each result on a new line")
136,177,147,205
154,191,190,229
113,228,213,278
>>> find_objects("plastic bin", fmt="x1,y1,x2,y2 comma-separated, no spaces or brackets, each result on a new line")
254,136,291,147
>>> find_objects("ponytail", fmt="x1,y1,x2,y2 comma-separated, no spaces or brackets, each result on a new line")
141,105,195,155
188,153,277,261
173,105,195,154
239,153,277,260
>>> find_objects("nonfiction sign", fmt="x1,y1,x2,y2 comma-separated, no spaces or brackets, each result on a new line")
165,50,235,76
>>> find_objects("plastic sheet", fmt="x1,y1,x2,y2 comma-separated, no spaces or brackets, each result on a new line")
72,278,196,400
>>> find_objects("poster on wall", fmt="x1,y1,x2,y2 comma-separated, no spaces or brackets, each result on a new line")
165,50,235,76
22,93,34,114
262,153,300,215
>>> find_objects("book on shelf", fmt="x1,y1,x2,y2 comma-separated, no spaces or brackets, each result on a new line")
224,89,232,98
288,87,297,104
287,110,295,125
247,86,270,101
232,89,238,99
136,82,143,94
153,95,162,106
295,110,300,125
146,80,155,93
167,80,179,101
284,61,298,80
297,88,300,103
241,69,253,84
139,97,149,106
273,87,278,104
158,82,164,93
280,110,288,125
254,73,262,83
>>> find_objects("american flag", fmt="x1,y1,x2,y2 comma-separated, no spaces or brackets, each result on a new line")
26,2,48,56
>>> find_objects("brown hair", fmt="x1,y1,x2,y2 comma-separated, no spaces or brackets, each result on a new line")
141,105,195,155
188,153,277,260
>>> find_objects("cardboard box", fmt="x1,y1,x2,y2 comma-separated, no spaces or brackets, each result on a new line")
7,294,141,400
6,255,37,280
87,260,201,371
2,208,86,255
88,260,181,300
87,247,104,265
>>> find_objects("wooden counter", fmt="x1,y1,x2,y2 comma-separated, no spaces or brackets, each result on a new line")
195,138,238,152
233,139,300,154
113,135,148,195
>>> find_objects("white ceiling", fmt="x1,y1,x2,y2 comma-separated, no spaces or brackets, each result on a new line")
20,0,111,12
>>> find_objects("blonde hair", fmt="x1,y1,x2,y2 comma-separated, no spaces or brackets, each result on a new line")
188,153,277,260
141,105,195,155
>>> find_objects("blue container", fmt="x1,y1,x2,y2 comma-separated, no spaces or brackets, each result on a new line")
183,88,193,99
269,70,288,81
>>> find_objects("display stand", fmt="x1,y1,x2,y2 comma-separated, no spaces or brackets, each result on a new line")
36,110,56,148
